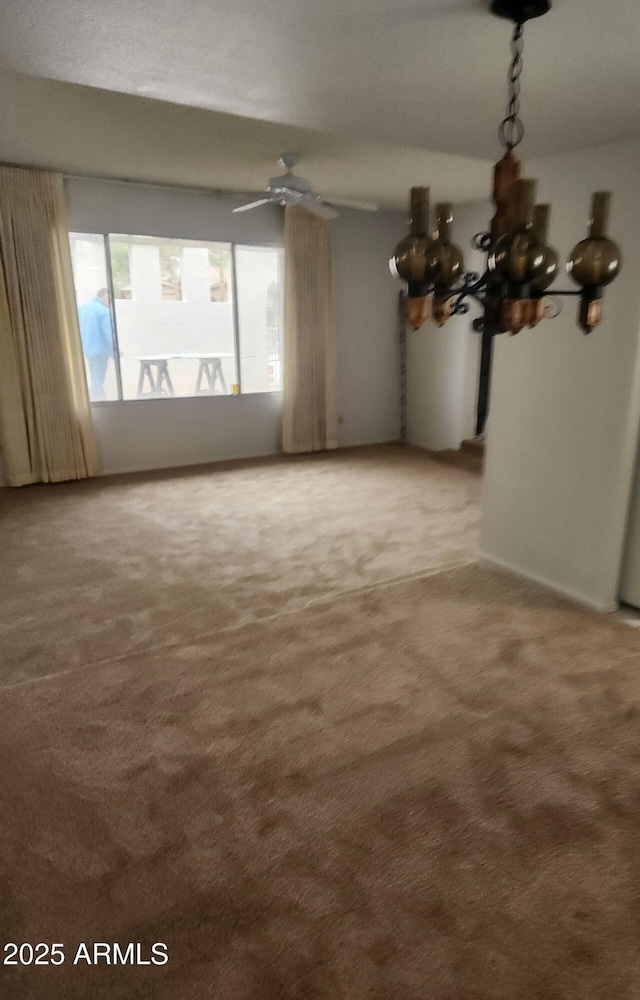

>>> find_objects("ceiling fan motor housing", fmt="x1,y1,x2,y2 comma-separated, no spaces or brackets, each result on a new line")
269,174,312,195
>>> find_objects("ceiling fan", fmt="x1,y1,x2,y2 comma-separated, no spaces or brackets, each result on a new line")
232,154,379,220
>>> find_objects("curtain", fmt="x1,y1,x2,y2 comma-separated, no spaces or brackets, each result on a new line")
0,166,99,486
282,206,338,454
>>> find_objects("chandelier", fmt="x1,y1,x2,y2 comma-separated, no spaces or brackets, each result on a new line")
390,0,622,430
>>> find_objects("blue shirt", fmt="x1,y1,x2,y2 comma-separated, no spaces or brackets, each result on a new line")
78,298,113,357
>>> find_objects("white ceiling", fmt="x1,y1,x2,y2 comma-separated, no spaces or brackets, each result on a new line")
0,70,492,209
1,0,639,160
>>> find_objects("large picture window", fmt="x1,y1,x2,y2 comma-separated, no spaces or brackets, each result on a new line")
69,233,283,402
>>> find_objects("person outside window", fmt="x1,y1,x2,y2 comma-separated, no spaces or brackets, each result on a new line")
77,288,113,400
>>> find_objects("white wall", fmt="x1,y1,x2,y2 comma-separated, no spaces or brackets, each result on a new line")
66,177,404,475
333,210,403,447
620,458,640,607
91,394,283,473
481,139,640,611
406,201,488,452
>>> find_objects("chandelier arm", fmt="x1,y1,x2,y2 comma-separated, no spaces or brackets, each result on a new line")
451,292,487,316
439,269,491,303
472,232,493,252
449,283,489,319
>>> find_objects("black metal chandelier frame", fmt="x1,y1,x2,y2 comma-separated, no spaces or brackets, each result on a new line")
433,0,584,338
441,236,583,334
390,0,622,438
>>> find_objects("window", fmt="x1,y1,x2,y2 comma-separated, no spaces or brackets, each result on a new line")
69,233,283,402
159,244,183,301
109,240,132,300
68,233,119,401
235,245,284,392
208,248,231,303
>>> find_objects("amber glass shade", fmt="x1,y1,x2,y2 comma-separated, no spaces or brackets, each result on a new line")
489,179,546,286
390,186,442,290
409,187,429,236
490,231,546,285
434,243,464,287
530,246,559,291
433,202,453,241
389,234,440,285
432,202,464,289
567,191,621,290
530,204,559,292
588,192,612,239
567,237,621,289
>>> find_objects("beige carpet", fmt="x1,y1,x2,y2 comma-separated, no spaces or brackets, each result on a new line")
0,444,479,686
1,445,640,999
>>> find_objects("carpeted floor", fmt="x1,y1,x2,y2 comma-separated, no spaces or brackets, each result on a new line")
0,444,479,687
1,444,640,998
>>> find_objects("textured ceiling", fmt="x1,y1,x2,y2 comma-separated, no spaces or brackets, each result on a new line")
1,0,639,159
0,70,492,209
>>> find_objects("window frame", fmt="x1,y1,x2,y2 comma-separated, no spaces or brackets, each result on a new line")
70,231,284,405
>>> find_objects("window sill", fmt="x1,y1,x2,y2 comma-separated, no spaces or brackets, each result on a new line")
89,391,283,406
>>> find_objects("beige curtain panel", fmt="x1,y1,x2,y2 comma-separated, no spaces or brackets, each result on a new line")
282,206,338,454
0,166,99,486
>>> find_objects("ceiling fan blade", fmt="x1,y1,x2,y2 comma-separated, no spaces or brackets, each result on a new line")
232,198,272,213
302,199,340,221
324,196,380,213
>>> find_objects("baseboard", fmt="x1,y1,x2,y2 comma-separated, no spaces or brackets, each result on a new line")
98,448,281,478
479,550,619,614
97,441,401,479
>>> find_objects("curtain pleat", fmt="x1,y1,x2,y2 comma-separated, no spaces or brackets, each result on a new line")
0,166,99,486
282,206,337,454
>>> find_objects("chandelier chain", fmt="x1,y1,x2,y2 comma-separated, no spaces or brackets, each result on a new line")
499,22,525,151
